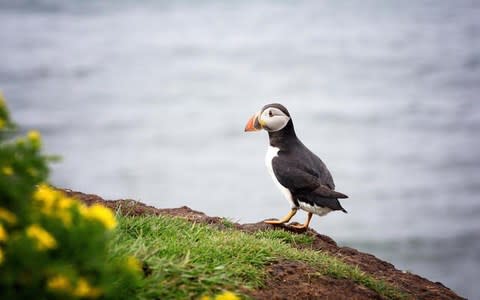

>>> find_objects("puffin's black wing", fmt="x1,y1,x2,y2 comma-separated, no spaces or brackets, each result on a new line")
271,157,348,199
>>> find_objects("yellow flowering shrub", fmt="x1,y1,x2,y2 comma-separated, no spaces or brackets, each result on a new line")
47,274,72,292
0,94,141,299
0,225,7,242
126,255,143,273
73,277,103,298
0,208,16,225
81,204,117,230
200,291,241,300
26,224,57,250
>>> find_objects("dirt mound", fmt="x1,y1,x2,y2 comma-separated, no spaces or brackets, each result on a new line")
62,189,464,300
250,260,382,300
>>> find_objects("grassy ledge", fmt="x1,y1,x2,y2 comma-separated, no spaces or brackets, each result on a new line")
108,215,406,299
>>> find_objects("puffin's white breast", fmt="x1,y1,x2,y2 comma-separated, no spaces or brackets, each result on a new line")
265,146,296,208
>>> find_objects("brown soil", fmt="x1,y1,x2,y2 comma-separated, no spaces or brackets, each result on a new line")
62,189,464,300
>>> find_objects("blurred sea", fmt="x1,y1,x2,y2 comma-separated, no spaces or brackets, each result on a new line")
1,0,479,298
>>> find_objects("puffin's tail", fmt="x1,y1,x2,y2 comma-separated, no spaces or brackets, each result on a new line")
307,196,348,213
338,201,348,213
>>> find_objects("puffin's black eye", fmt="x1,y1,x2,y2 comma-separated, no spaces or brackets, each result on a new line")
268,110,273,117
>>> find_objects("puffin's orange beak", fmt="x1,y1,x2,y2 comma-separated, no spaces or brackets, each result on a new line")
244,112,262,132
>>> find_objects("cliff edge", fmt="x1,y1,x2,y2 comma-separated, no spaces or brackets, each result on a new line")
63,189,464,300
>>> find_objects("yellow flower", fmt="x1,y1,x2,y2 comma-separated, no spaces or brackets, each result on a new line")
74,278,90,297
56,196,75,226
27,129,41,141
57,210,72,227
0,224,7,242
214,291,240,300
78,203,88,215
82,204,117,230
2,166,13,176
27,130,41,148
34,185,76,226
126,256,142,273
58,196,74,210
74,278,102,298
26,224,57,250
0,207,17,225
47,275,71,292
34,184,57,207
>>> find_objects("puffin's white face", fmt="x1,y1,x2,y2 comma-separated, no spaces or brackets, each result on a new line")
244,105,291,132
258,107,290,132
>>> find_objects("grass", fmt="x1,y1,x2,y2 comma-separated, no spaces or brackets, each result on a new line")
108,215,406,300
253,229,315,246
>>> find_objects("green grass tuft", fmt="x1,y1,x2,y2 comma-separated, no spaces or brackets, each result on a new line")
109,215,406,299
220,217,235,229
254,229,315,246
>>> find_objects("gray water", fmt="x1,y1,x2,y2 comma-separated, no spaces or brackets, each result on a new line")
1,1,479,298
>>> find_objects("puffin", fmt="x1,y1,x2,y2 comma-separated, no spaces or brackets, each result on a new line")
244,103,348,230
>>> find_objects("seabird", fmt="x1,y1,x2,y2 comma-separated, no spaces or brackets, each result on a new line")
245,103,348,230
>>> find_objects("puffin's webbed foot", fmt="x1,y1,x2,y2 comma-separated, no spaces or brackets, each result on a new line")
264,208,297,225
289,212,313,230
289,223,308,230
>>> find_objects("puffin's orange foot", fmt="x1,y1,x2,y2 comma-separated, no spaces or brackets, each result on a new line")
264,209,298,225
264,219,286,225
289,212,313,230
289,223,308,230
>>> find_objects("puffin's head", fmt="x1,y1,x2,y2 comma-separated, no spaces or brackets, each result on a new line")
244,103,291,132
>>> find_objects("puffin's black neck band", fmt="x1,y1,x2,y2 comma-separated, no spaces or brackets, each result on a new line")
268,120,298,149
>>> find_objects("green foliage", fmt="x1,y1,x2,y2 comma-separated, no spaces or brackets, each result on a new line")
0,91,15,134
0,94,142,300
112,215,405,300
